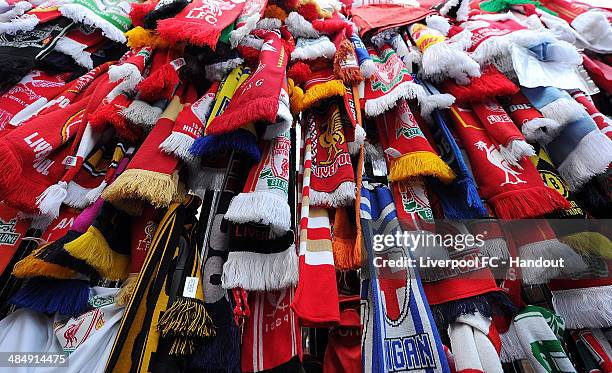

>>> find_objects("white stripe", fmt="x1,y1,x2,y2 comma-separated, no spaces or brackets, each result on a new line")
252,292,259,371
305,250,334,265
258,293,264,370
308,215,329,228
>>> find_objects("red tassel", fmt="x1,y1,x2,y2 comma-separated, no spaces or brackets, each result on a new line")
287,62,312,85
237,45,260,62
489,186,571,219
137,63,179,101
297,3,320,21
89,103,118,132
206,97,279,136
443,66,518,104
130,1,157,28
157,19,222,49
312,18,352,37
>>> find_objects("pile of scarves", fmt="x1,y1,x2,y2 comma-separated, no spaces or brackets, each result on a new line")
0,0,610,372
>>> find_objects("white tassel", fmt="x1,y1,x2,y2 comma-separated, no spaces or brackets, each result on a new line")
540,97,585,127
364,81,427,117
239,35,264,50
291,37,336,61
420,41,481,84
348,125,366,155
59,3,126,43
121,100,162,131
54,36,93,69
500,324,525,363
498,139,535,167
189,166,225,197
480,237,509,260
36,181,68,219
204,57,244,82
557,129,612,191
571,9,612,44
256,17,281,30
159,131,196,162
221,245,299,291
107,63,143,101
263,89,292,140
521,117,563,144
285,12,319,39
224,192,291,235
63,181,91,209
85,180,107,204
364,141,387,175
519,239,587,285
0,13,37,34
419,93,455,123
229,12,260,48
309,181,356,208
551,285,612,329
0,1,31,22
426,14,450,36
359,59,377,79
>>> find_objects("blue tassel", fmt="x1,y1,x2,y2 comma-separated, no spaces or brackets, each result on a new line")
189,131,261,162
431,292,517,331
11,278,90,316
191,319,240,373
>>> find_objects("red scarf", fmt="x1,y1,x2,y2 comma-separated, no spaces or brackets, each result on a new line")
505,91,564,144
157,0,246,48
448,104,570,219
570,90,612,140
206,31,287,137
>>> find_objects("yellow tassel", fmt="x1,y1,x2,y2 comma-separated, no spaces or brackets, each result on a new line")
102,169,178,212
125,27,171,49
300,80,346,112
64,227,130,281
115,272,138,307
560,232,612,259
12,253,75,279
287,79,305,114
157,297,215,337
388,151,456,184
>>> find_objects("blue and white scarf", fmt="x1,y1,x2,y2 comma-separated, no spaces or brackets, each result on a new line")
360,182,450,373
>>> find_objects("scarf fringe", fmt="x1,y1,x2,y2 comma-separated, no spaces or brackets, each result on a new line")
64,226,130,280
229,13,260,48
499,324,525,363
225,192,291,235
364,80,426,117
12,254,76,279
191,323,240,372
521,117,563,143
292,79,345,113
419,93,455,123
310,181,355,208
54,36,93,69
480,237,510,259
115,272,138,307
360,59,377,79
60,3,126,43
221,245,299,291
560,232,612,259
291,37,336,61
64,181,93,209
286,12,319,38
204,57,244,82
121,99,162,131
426,14,451,35
488,186,570,219
11,278,90,316
364,141,388,175
420,41,481,84
207,97,279,136
348,125,366,156
551,285,612,329
332,237,359,270
85,181,107,204
0,1,32,21
498,139,535,167
0,14,38,35
519,238,587,285
388,151,456,184
572,9,612,43
158,296,215,338
157,19,222,48
143,0,189,29
557,129,612,191
263,97,292,140
188,166,226,197
137,63,180,102
36,181,68,219
160,131,196,162
446,67,518,104
190,131,261,162
432,292,514,330
126,26,171,49
540,97,585,127
469,35,512,67
102,168,178,209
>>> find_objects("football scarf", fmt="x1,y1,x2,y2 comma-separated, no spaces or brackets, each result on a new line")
471,98,535,167
375,99,455,184
421,81,488,219
310,104,355,208
505,90,564,144
224,130,292,236
323,295,360,373
573,329,612,373
229,0,267,47
522,86,612,191
0,69,69,130
157,0,246,48
54,25,106,70
0,203,30,276
291,36,336,61
141,0,190,30
448,104,570,219
206,31,289,140
570,89,612,140
350,32,376,79
408,23,480,84
0,17,73,93
360,182,450,373
350,3,434,39
332,205,360,271
362,44,426,118
241,289,302,372
549,277,612,330
292,121,340,327
102,93,184,215
333,34,362,85
287,68,345,115
441,65,519,104
159,84,203,162
447,311,504,373
513,305,576,373
59,0,135,43
104,196,198,373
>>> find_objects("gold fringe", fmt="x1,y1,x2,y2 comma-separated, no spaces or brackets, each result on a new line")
332,239,360,270
561,232,612,259
102,169,178,211
12,252,75,279
115,272,138,307
125,27,172,49
300,80,346,112
64,226,130,280
288,78,305,114
157,297,216,338
389,151,456,184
